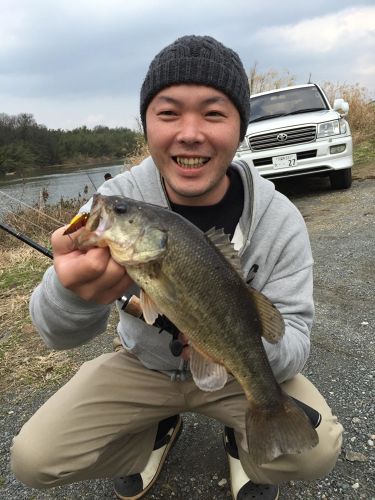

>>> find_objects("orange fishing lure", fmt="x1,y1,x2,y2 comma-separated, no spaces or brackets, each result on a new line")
63,212,89,235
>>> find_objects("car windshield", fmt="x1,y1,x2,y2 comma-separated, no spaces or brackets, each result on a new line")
249,87,328,123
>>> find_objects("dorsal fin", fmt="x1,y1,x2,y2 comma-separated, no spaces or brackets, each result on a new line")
205,227,243,275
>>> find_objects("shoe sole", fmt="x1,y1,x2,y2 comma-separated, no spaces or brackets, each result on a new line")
229,473,280,500
114,417,183,500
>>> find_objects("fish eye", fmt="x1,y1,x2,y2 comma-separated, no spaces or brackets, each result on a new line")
115,203,127,214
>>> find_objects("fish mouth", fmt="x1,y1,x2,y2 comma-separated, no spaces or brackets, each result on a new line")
173,156,210,169
86,201,113,235
94,212,112,235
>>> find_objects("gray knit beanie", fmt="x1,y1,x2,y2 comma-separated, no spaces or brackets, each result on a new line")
140,35,250,140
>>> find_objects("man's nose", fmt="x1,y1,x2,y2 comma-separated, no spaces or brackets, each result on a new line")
176,115,205,144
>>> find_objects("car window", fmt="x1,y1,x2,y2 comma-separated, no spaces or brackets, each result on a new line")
249,87,328,123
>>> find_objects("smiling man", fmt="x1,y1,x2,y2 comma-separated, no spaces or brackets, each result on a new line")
11,36,343,500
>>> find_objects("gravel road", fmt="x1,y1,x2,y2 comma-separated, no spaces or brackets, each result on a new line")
1,164,374,499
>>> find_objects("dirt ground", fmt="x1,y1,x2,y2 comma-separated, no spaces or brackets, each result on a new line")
0,163,374,499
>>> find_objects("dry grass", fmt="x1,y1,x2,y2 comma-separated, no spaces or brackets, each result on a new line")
0,201,92,396
125,135,149,169
0,246,78,395
0,243,119,397
322,82,375,144
248,62,296,94
0,194,122,397
0,197,84,251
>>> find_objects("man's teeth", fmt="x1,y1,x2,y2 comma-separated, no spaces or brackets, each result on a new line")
175,157,208,168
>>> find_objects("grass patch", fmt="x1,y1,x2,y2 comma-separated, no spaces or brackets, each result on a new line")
0,239,118,398
353,139,375,165
0,253,46,294
0,198,123,399
0,247,79,395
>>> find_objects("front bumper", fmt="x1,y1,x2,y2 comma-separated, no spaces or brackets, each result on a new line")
235,135,353,180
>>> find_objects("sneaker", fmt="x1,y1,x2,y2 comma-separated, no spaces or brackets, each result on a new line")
114,415,182,500
224,426,279,500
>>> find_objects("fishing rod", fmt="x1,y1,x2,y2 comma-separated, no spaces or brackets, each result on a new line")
0,220,53,259
86,173,98,191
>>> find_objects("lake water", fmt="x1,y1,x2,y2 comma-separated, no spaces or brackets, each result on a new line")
0,162,125,215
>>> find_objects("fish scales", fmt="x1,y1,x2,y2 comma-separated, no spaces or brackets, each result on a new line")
151,219,278,399
127,212,277,401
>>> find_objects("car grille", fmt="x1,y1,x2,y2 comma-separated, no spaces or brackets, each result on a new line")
249,126,316,151
253,150,317,167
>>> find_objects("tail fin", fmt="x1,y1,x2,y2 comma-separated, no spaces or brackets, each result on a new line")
245,394,319,465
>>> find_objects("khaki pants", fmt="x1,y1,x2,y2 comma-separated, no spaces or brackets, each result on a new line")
11,350,343,489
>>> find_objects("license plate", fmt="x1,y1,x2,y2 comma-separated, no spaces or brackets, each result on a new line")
272,154,297,169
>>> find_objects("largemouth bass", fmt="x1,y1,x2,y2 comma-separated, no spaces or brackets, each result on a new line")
76,193,318,464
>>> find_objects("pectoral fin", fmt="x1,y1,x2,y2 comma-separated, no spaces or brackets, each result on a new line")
190,348,228,391
140,290,160,325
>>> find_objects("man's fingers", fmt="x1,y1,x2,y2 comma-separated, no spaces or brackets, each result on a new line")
51,223,134,304
55,247,112,288
69,258,133,303
51,226,82,254
71,274,131,303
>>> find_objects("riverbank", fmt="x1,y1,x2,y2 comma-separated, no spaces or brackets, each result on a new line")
0,156,127,177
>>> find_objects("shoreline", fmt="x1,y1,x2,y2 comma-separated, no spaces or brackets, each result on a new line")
0,157,127,177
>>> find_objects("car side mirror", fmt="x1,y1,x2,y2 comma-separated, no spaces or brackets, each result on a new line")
333,98,349,116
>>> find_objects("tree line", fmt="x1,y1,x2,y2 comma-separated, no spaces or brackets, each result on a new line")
0,113,142,172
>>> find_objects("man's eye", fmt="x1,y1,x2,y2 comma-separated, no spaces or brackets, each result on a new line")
206,111,225,117
157,110,176,116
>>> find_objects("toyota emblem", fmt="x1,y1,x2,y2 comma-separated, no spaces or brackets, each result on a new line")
277,133,288,142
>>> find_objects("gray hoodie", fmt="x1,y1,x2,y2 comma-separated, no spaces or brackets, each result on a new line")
30,157,314,383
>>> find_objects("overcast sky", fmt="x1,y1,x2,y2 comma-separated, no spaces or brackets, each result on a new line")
1,0,374,131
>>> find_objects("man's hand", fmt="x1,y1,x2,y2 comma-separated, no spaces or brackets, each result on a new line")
52,226,133,304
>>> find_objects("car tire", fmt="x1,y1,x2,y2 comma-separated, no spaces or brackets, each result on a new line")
330,168,352,189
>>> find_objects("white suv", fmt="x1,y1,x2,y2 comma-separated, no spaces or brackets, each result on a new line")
235,84,353,189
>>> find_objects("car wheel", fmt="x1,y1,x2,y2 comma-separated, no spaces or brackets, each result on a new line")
330,168,352,189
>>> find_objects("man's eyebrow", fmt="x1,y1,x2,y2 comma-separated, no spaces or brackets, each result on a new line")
154,95,229,105
154,95,180,105
202,96,229,105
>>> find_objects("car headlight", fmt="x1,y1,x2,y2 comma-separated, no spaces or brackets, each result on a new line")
237,138,250,151
317,120,340,138
339,118,347,134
